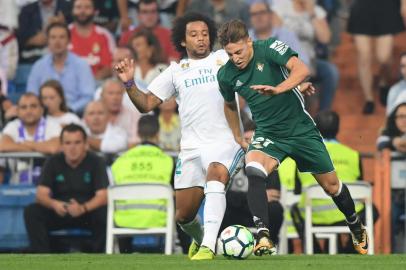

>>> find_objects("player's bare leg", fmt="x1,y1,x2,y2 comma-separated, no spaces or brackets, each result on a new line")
175,188,204,258
245,150,277,256
192,162,229,260
313,172,369,254
354,35,374,114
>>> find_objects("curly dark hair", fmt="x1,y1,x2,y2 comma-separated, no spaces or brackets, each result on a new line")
171,12,217,58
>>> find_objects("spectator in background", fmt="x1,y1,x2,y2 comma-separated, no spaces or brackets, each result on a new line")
94,46,142,111
27,22,95,115
119,0,180,62
24,124,108,253
272,0,339,115
0,93,61,184
100,79,141,147
129,29,168,90
248,1,310,68
376,100,406,251
39,80,81,127
387,52,406,116
347,0,406,114
116,0,188,31
186,0,250,28
159,98,181,151
377,101,406,152
111,115,174,253
69,0,116,82
16,0,72,93
83,100,128,154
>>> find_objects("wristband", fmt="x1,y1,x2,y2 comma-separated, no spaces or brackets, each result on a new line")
124,79,135,89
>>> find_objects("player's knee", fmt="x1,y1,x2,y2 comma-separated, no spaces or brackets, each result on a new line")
323,180,341,197
204,181,225,195
175,210,195,224
245,161,267,180
207,163,228,182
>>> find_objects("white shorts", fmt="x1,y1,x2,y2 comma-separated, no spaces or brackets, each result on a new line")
174,142,245,189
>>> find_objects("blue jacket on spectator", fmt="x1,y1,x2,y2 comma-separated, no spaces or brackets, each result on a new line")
26,52,95,114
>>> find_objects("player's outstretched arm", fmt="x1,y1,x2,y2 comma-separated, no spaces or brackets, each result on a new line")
224,101,248,150
251,56,310,96
115,58,162,113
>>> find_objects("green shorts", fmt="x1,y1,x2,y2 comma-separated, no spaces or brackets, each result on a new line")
247,129,335,174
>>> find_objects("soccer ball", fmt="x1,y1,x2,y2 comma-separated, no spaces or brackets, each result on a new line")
218,225,254,259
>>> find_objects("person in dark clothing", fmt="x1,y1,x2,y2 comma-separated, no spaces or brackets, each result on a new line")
24,123,109,253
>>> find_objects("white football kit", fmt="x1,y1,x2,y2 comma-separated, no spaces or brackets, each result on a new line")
148,50,244,189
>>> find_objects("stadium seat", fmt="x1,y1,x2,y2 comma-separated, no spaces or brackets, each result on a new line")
304,182,374,255
106,183,175,255
279,188,337,254
0,184,36,250
278,188,300,254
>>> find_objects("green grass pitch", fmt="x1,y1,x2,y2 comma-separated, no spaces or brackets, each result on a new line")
1,254,406,270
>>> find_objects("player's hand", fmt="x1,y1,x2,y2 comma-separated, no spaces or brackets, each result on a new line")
250,85,282,96
52,200,68,217
298,82,316,96
66,199,85,217
236,137,249,151
114,58,136,83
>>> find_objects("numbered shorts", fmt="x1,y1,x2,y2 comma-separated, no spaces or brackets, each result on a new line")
174,142,245,189
248,130,334,174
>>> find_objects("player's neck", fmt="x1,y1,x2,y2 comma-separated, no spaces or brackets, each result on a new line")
187,51,211,60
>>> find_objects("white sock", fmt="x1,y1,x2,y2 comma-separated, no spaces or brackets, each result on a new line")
201,181,226,252
178,216,203,245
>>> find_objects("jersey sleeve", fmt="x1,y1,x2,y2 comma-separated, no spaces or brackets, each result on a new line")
265,38,298,66
147,64,176,101
217,66,236,103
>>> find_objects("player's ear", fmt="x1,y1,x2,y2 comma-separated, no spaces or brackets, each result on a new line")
247,37,253,46
181,40,186,48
